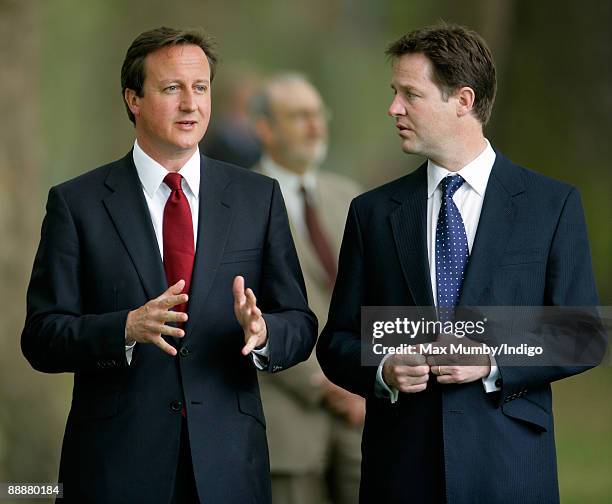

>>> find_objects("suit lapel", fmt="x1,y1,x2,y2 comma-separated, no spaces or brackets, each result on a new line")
389,164,435,306
459,152,525,305
103,152,167,300
185,156,233,334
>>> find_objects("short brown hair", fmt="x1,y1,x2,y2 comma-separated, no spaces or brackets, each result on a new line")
121,26,218,124
386,24,496,125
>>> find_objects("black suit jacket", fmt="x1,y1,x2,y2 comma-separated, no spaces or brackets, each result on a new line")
317,151,603,504
22,152,317,503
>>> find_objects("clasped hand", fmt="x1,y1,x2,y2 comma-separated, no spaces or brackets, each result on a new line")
382,332,491,393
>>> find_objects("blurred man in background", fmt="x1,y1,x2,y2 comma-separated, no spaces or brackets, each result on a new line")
200,64,262,168
251,73,364,504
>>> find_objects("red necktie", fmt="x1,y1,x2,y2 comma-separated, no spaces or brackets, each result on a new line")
163,173,195,315
301,186,337,290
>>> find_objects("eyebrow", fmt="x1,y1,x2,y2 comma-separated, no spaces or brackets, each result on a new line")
158,78,210,85
391,83,420,93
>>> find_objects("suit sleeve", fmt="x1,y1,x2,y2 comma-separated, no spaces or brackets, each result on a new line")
21,187,130,373
260,180,318,373
496,187,607,402
317,200,377,398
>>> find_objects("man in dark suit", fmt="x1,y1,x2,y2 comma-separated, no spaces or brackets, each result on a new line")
21,27,317,504
317,24,602,503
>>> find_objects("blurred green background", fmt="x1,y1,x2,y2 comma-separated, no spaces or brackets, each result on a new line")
1,0,610,502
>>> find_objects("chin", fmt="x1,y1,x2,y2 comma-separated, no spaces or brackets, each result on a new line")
311,143,328,165
174,135,202,151
400,140,423,156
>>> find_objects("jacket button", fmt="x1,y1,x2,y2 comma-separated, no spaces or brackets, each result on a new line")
495,378,503,388
170,400,183,412
179,347,190,357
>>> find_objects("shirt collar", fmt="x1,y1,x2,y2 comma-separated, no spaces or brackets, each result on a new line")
132,140,201,199
427,139,496,198
260,155,317,193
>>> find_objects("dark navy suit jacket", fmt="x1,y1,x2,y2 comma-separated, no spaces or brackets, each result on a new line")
22,152,317,503
317,151,603,504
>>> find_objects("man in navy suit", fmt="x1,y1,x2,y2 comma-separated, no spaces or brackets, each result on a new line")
22,27,316,503
317,24,602,503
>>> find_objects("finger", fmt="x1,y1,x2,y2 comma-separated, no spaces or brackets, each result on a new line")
437,374,460,384
153,336,178,356
233,276,246,304
159,293,189,310
397,374,429,387
250,319,263,334
399,382,428,394
161,310,189,323
426,356,454,369
159,324,185,338
242,334,260,355
245,288,257,307
392,353,427,366
163,279,186,297
395,364,430,377
146,320,184,338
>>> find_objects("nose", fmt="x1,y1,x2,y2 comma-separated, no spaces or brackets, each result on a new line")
180,89,197,112
388,95,406,117
308,114,325,136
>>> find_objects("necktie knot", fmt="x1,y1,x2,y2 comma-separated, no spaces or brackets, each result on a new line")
300,185,311,203
440,175,464,200
164,172,183,192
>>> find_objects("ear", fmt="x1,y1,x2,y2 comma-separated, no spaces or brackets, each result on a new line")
455,86,476,118
124,88,141,120
254,117,275,146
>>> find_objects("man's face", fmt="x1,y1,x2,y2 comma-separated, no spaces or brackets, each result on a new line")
388,52,458,160
265,80,328,173
127,44,211,160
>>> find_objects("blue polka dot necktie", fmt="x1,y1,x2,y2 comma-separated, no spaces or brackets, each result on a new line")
435,175,469,318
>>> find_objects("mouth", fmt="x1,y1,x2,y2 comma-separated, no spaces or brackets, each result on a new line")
396,124,414,137
176,120,198,130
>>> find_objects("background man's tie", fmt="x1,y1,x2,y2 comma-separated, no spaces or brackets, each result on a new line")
301,185,337,290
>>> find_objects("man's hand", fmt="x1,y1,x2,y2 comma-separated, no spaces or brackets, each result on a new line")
425,333,491,384
125,279,188,357
233,276,267,355
321,377,366,427
382,353,430,394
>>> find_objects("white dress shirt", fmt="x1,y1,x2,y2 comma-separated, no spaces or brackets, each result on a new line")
125,141,269,367
376,139,501,402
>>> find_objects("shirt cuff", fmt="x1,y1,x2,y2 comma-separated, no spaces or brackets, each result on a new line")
125,341,136,366
482,354,501,393
375,354,399,403
125,328,136,366
251,339,270,370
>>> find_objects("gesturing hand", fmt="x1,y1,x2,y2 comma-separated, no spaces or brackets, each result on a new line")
233,276,267,355
125,280,188,356
382,353,430,394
